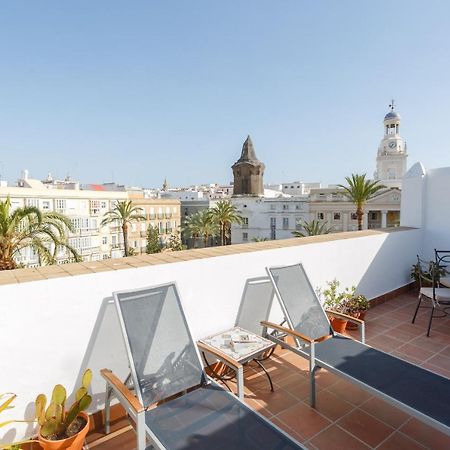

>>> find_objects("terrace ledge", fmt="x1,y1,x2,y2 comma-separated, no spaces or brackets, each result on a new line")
0,227,417,286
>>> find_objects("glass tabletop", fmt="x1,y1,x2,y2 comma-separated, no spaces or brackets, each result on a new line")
199,326,275,362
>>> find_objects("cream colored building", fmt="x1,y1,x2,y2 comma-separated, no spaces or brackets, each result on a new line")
308,103,406,233
127,197,181,253
0,171,180,266
309,187,401,232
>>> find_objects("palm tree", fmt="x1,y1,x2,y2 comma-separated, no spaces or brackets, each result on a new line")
196,210,219,247
252,237,268,242
209,200,244,246
181,214,202,248
0,196,80,270
101,200,146,257
292,220,333,237
338,174,386,231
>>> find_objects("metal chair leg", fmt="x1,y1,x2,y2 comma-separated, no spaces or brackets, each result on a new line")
427,304,435,337
253,359,274,392
412,294,422,323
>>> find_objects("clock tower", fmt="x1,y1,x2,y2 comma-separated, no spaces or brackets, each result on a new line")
374,100,408,188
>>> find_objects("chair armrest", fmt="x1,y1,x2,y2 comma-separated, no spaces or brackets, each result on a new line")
325,310,365,324
197,341,243,370
101,369,144,414
261,320,328,344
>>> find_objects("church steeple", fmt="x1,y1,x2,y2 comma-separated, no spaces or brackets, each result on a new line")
232,135,265,196
238,135,258,162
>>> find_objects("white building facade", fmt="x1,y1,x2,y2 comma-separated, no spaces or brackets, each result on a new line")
231,191,310,243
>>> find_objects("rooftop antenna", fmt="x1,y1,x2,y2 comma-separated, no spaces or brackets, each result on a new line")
389,99,395,110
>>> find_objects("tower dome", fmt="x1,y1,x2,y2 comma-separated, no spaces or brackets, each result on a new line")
384,110,401,121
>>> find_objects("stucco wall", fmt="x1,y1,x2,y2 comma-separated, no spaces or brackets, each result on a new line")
0,228,420,442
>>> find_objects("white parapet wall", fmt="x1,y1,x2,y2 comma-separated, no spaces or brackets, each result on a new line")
401,162,450,258
0,227,421,442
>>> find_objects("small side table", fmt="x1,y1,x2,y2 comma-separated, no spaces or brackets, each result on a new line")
198,326,276,400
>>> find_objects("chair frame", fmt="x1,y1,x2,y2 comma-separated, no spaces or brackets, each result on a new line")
261,264,364,407
101,281,303,450
263,263,450,436
412,255,450,336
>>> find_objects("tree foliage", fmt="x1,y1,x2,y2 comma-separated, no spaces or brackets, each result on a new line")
146,225,162,254
209,200,244,246
165,232,184,251
0,196,80,270
292,220,333,237
101,200,146,256
337,174,386,231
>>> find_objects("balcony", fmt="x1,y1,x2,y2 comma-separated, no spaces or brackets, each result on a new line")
2,162,450,450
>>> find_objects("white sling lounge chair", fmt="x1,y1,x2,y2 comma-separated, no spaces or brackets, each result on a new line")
262,263,450,436
101,282,305,450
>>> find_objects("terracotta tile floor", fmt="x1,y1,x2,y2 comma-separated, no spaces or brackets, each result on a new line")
88,290,450,450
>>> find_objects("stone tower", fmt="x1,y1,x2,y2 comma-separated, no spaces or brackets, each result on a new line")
232,135,265,196
375,100,408,188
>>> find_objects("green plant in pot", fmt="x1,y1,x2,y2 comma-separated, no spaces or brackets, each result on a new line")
410,260,446,288
346,294,369,330
320,280,352,333
34,369,92,450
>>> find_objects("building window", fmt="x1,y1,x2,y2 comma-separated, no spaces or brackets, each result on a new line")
243,232,248,242
242,217,249,228
25,198,39,207
270,217,276,227
282,204,289,210
333,212,341,221
351,213,358,220
55,199,66,211
102,237,107,245
42,201,50,210
370,212,378,220
282,218,289,229
295,218,302,230
295,204,302,210
317,212,324,220
270,204,276,211
101,201,107,209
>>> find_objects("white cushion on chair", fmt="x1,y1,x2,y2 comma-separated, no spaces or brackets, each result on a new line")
440,276,450,288
420,287,450,301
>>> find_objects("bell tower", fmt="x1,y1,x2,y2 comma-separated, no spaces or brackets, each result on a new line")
375,100,408,188
232,135,265,196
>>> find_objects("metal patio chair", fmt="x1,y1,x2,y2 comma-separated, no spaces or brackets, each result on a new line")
101,282,304,450
435,249,450,288
412,255,450,336
262,263,450,436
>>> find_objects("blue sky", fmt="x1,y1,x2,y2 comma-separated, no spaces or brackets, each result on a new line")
1,1,449,187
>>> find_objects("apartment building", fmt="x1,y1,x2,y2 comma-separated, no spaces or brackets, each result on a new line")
0,172,180,266
126,197,181,254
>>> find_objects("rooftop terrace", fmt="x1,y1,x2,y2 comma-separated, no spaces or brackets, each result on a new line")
2,165,450,450
83,290,450,450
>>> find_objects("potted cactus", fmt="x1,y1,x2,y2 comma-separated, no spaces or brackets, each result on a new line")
35,369,92,450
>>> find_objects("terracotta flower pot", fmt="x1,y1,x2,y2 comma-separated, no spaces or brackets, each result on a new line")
38,412,90,450
330,317,348,334
346,311,368,330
